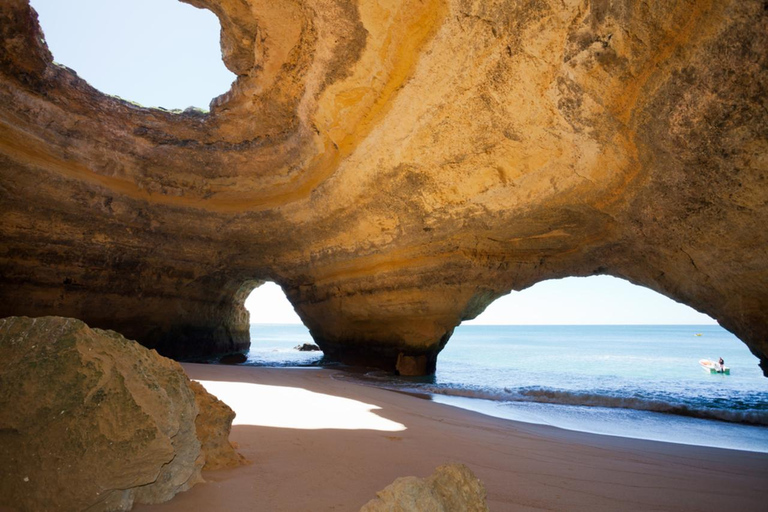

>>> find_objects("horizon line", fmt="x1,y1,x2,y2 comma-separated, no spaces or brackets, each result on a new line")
249,322,720,326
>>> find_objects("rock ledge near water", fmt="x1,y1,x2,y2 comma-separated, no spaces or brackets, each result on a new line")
295,343,322,352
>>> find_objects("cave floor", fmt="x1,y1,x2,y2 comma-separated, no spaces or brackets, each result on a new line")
133,363,768,512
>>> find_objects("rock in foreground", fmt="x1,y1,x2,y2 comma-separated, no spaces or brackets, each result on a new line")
0,316,206,512
361,463,489,512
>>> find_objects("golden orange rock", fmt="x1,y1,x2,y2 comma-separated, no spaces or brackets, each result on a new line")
0,0,766,375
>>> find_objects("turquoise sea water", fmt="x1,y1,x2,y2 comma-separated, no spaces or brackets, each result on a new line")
243,324,768,452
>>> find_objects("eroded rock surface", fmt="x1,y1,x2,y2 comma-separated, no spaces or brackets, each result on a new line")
189,380,247,470
0,0,766,374
360,463,489,512
0,316,205,511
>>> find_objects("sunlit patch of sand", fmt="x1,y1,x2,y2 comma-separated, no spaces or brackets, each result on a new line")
195,379,406,431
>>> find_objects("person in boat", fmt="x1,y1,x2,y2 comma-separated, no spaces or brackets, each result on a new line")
718,357,725,372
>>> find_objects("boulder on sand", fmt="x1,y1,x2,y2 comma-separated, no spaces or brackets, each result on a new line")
360,463,489,512
219,353,248,364
0,316,240,512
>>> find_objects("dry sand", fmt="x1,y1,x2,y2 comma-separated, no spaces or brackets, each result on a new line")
134,363,768,512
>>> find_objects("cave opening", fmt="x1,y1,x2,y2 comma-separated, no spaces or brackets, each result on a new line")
29,0,235,110
245,282,303,325
428,276,768,451
242,281,320,367
231,277,768,451
467,275,717,326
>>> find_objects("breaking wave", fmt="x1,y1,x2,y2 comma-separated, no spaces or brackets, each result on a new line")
416,385,768,426
339,371,768,427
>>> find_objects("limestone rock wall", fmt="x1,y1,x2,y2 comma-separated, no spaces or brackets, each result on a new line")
0,0,766,374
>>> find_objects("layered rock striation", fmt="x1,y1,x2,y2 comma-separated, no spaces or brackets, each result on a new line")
0,0,766,374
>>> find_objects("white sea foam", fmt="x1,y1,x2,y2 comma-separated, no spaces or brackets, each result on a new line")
409,385,768,426
244,323,768,449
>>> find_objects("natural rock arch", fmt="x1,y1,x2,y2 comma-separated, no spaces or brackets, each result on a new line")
0,0,766,375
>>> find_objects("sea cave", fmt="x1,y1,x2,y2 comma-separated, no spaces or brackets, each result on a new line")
1,0,767,510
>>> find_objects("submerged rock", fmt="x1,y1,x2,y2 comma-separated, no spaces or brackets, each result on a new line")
295,343,321,352
361,463,489,512
0,316,237,512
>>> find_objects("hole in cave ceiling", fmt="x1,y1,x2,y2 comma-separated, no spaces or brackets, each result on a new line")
30,0,235,111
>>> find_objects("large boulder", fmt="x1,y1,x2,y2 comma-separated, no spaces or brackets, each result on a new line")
361,463,489,512
0,316,207,512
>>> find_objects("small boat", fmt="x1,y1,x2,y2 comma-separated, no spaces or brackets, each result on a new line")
699,359,730,375
694,333,703,337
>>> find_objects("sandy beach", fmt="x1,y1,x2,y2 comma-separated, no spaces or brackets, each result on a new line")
133,363,768,512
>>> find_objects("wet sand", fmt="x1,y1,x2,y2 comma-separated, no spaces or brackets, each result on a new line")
134,363,768,511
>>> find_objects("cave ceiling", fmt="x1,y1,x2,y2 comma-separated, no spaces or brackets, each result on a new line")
1,0,766,375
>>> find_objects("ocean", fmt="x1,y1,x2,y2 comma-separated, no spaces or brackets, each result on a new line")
241,324,768,453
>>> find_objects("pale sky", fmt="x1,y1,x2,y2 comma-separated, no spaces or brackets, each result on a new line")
31,0,234,110
31,0,716,326
246,278,716,325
